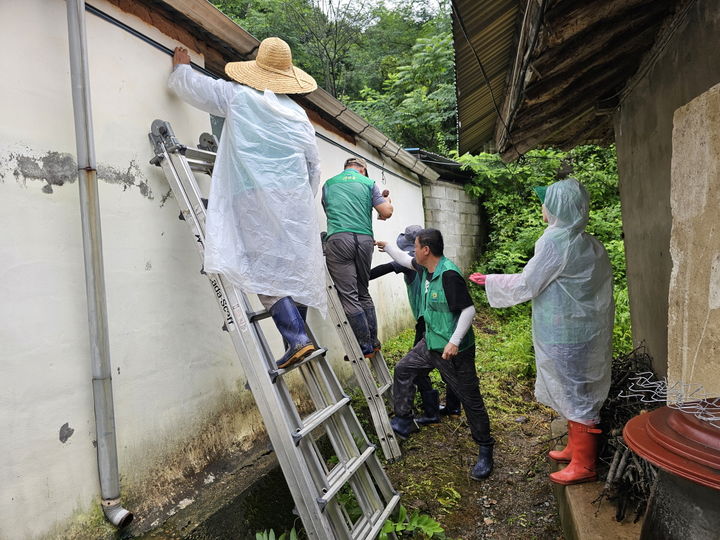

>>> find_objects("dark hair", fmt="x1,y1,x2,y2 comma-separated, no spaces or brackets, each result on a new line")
416,228,444,256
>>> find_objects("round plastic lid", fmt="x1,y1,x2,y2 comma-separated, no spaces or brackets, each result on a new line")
623,404,720,490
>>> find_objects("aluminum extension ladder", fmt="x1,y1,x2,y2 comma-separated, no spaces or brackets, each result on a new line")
148,120,400,539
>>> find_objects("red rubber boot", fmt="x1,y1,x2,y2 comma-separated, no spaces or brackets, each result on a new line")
548,421,574,463
549,421,601,485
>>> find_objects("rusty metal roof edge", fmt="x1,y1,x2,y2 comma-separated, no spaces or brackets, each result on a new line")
158,0,438,182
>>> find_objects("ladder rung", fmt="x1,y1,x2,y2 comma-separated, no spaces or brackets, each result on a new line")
248,309,272,323
187,160,213,174
350,509,382,539
268,348,327,383
183,146,216,162
316,445,376,511
292,396,351,445
377,382,392,396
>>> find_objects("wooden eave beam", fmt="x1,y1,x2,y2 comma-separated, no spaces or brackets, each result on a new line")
543,0,656,49
514,60,638,133
530,0,671,83
523,21,661,107
494,0,547,158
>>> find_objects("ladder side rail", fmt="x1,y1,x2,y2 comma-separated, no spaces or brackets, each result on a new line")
167,148,383,528
296,354,387,523
154,146,337,539
151,123,400,538
324,273,401,460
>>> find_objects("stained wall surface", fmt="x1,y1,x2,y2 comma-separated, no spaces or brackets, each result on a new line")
0,1,422,537
422,180,482,272
614,1,720,377
667,83,720,395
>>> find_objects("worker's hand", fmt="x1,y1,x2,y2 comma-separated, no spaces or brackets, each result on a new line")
378,190,392,219
442,342,459,360
375,240,387,252
469,273,487,286
173,47,191,67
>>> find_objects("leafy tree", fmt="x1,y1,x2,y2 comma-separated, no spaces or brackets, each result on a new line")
213,0,451,102
348,31,457,154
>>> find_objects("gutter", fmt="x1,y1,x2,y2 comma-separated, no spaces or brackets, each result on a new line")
66,0,133,528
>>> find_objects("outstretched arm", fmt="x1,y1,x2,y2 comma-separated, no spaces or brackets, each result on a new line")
168,47,235,118
375,240,413,269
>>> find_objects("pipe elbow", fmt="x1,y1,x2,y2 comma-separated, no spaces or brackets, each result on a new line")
103,500,134,528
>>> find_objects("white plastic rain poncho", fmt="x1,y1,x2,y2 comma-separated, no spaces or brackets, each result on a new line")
485,179,614,423
168,65,326,315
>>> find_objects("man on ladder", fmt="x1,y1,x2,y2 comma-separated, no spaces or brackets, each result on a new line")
168,39,323,369
322,157,393,357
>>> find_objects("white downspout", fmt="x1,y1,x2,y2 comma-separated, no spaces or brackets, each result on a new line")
65,0,133,528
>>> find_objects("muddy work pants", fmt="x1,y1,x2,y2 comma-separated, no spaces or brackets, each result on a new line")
393,338,494,447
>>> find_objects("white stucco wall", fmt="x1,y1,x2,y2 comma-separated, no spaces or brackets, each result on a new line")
0,1,422,538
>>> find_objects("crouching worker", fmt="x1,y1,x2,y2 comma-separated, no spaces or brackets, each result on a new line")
376,229,494,480
168,39,326,369
370,225,461,424
470,178,614,485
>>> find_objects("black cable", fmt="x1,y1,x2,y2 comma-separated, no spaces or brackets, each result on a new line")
85,3,216,78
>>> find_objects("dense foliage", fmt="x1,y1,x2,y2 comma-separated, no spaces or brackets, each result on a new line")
212,0,455,153
458,146,632,357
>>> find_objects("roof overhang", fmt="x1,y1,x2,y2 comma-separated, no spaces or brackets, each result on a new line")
104,0,439,181
453,0,680,161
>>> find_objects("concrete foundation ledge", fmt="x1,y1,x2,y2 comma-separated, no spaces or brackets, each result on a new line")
550,418,643,540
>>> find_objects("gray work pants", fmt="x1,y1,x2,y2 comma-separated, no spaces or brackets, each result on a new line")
393,338,494,447
325,232,375,316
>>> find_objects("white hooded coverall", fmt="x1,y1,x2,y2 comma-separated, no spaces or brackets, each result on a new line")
485,179,614,423
168,65,326,315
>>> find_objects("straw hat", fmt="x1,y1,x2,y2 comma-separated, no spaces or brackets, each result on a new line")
225,37,317,94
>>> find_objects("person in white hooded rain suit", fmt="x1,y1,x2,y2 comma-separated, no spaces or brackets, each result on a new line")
168,38,326,370
469,176,614,485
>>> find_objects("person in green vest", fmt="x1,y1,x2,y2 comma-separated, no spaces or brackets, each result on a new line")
376,228,494,480
370,225,461,425
322,157,393,356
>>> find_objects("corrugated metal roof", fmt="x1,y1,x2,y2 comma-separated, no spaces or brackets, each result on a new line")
453,0,521,155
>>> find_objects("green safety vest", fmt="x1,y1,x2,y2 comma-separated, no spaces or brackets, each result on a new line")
322,169,374,238
419,257,475,353
406,273,423,320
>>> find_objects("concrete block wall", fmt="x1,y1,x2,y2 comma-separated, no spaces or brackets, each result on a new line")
422,180,483,271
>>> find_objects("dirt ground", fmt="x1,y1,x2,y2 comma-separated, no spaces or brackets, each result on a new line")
384,374,564,539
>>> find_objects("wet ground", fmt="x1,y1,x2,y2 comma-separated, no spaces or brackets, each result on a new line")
384,374,564,539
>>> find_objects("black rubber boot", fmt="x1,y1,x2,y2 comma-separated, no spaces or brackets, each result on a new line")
470,445,494,480
390,416,419,440
439,385,462,416
416,389,441,425
347,311,374,356
364,306,381,351
269,297,317,369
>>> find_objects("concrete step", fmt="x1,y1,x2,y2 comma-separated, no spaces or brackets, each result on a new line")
550,419,643,540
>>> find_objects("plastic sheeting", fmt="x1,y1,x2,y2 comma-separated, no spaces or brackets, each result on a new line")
169,65,326,315
485,179,614,423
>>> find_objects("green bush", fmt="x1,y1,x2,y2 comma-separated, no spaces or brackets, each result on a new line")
459,145,632,356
